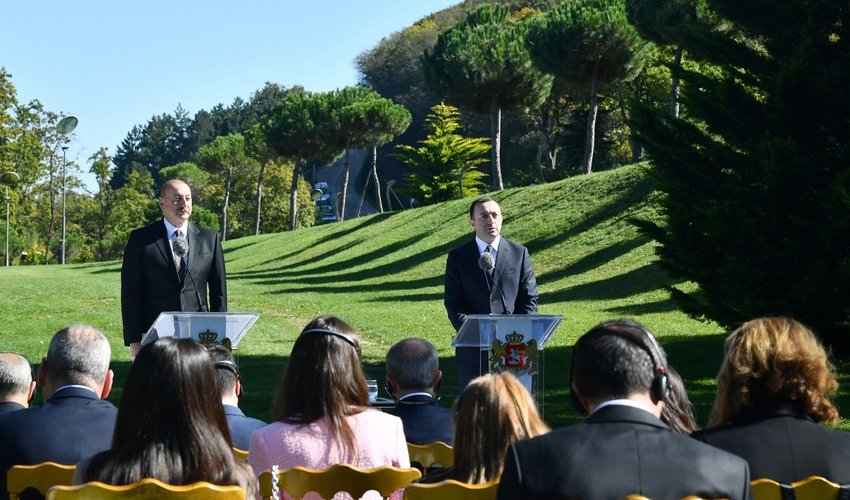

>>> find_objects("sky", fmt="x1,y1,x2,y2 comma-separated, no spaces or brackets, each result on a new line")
0,1,459,186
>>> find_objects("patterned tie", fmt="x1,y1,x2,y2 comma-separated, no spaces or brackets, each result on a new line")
173,229,186,281
485,245,495,275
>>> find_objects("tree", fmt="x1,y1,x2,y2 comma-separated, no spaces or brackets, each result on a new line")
394,103,489,204
527,0,651,173
88,148,114,260
340,93,412,215
196,133,254,241
262,91,341,230
630,0,850,346
625,0,712,117
424,4,553,190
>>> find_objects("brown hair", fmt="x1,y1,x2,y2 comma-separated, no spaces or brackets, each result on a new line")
452,372,549,483
272,316,369,458
84,338,254,493
708,317,839,427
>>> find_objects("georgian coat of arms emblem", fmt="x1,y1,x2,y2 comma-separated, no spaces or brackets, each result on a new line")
489,331,539,376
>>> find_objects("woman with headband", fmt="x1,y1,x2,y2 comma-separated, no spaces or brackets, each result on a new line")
248,316,409,494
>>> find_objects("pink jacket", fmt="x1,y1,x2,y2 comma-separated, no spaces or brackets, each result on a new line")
249,410,410,499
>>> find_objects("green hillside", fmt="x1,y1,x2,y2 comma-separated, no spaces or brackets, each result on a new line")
2,164,841,428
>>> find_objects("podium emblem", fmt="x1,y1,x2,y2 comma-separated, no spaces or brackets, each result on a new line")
490,332,539,376
198,329,232,350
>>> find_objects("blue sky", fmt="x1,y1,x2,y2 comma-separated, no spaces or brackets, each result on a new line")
1,1,458,184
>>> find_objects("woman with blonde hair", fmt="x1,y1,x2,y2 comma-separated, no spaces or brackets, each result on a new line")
248,316,409,481
693,316,850,482
420,371,548,484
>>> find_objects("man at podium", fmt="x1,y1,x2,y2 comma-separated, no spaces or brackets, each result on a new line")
121,179,227,358
444,197,538,389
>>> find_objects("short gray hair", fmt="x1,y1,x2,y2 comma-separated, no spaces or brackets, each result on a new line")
46,325,111,385
386,338,439,390
0,352,32,397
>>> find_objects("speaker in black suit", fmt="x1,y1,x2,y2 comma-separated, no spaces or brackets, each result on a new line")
121,180,226,356
444,198,538,389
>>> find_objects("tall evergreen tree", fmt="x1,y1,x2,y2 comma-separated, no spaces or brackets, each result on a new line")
527,0,650,173
424,4,553,190
631,0,850,345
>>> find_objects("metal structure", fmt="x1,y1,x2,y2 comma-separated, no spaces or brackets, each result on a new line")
1,171,20,267
56,115,78,265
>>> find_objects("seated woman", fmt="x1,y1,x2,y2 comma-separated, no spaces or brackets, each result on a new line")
660,364,700,435
419,371,549,484
248,316,409,476
76,338,256,495
693,316,850,483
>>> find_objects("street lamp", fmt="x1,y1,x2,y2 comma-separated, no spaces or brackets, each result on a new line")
56,115,78,265
1,171,20,267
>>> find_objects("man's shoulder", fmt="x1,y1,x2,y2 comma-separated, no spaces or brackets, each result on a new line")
448,239,477,256
189,222,219,238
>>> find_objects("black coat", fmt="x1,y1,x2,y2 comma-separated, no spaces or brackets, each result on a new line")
121,220,227,345
693,404,850,484
498,405,752,500
385,395,454,446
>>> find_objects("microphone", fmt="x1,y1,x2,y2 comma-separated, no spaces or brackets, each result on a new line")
173,236,207,312
478,252,510,314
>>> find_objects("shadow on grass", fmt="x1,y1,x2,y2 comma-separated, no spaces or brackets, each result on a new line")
546,262,670,303
85,332,737,431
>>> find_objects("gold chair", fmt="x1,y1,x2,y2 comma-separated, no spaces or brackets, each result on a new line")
752,476,843,500
232,447,249,462
625,495,727,500
403,478,499,500
258,464,421,500
7,462,76,500
406,442,454,470
46,478,245,500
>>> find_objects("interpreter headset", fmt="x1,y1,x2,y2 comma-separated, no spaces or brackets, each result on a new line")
300,328,360,353
212,359,242,397
569,321,669,414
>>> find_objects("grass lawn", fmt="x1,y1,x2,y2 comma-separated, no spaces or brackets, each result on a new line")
2,163,847,430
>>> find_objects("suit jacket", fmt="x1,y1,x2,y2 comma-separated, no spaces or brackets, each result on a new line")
693,404,850,484
444,238,538,331
224,404,267,451
0,387,117,499
385,395,454,445
121,219,227,345
498,405,752,500
0,401,24,415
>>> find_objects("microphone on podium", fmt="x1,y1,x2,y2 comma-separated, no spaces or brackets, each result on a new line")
478,252,509,314
173,236,207,312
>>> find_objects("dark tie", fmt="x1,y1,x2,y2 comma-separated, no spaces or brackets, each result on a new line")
174,230,186,281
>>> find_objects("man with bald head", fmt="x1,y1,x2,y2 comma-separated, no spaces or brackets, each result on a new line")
0,325,117,497
121,179,227,357
0,352,35,414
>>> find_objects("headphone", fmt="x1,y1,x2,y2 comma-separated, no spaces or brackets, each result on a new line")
213,359,242,397
569,321,669,414
301,328,359,350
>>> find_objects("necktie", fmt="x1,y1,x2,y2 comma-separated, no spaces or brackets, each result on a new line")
173,229,186,280
486,245,496,263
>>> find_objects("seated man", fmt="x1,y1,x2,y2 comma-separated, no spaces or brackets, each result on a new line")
385,338,453,445
498,318,752,500
207,345,266,450
0,352,35,414
0,325,117,498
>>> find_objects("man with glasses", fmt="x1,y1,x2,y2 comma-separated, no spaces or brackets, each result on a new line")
121,179,227,358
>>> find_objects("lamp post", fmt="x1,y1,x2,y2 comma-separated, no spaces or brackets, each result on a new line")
56,115,78,265
1,171,20,267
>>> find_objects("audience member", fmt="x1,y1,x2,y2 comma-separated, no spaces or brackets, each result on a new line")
206,345,267,451
248,316,409,483
661,364,700,434
419,372,548,484
0,352,35,414
497,318,751,500
385,338,453,445
693,317,850,483
76,338,256,496
0,325,116,498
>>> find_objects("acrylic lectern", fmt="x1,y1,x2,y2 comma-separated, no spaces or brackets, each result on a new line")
141,312,259,349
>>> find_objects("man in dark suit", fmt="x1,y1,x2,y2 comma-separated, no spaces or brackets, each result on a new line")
0,352,35,414
385,338,453,445
121,179,227,357
0,325,117,499
207,345,266,451
444,197,538,389
497,319,752,500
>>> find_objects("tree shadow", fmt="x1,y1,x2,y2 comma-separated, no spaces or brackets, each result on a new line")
537,236,649,284
545,262,670,303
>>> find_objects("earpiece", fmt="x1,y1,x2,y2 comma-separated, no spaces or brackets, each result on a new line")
301,328,358,349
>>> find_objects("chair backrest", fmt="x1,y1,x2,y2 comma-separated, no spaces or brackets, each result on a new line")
232,447,249,462
7,462,76,500
403,478,499,500
258,465,421,500
624,496,727,500
406,442,454,470
752,476,844,500
46,478,245,500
